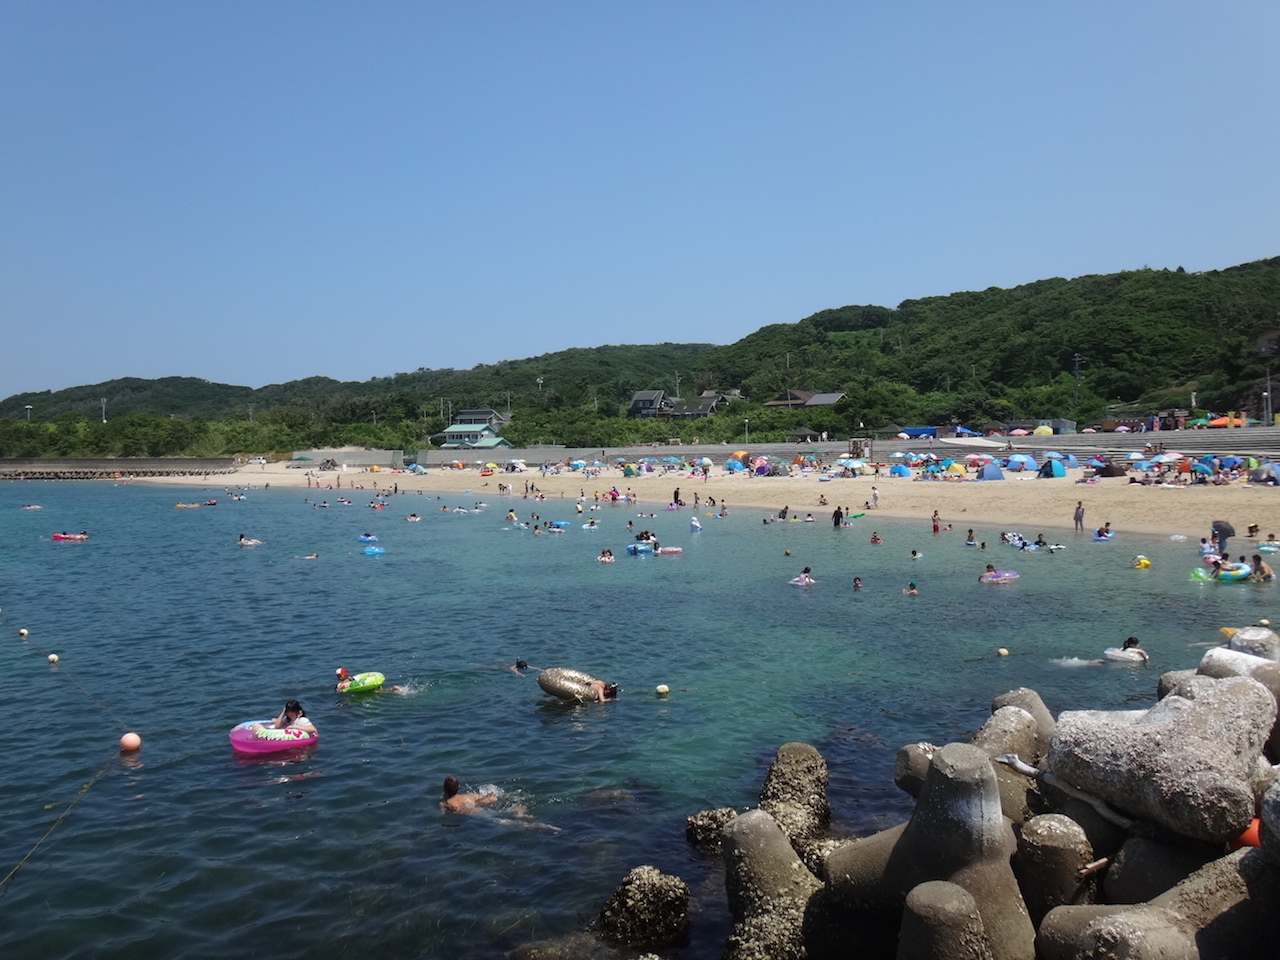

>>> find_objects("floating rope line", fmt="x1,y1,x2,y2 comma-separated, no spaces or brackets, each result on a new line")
2,613,132,893
0,754,114,895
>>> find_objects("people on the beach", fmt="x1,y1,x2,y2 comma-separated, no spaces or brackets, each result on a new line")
1073,501,1084,532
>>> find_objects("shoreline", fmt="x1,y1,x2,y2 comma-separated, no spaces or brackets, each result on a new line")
123,461,1280,541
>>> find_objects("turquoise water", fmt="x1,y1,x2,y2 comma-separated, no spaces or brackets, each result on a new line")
0,482,1271,959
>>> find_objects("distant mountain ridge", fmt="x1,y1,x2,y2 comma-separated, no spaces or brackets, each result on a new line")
6,257,1279,425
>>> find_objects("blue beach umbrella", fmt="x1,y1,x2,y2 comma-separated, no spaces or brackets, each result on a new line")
1044,451,1064,460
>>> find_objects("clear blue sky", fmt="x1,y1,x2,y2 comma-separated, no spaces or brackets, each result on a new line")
3,2,1277,397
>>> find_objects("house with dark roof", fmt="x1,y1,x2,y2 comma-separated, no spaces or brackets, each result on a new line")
628,390,673,419
763,389,846,409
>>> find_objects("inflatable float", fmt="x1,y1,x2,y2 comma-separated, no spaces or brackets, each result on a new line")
551,521,571,529
626,543,653,554
1093,532,1116,542
363,545,386,555
537,667,608,703
335,671,385,693
1104,647,1148,662
789,576,815,586
980,570,1020,584
1191,563,1252,582
51,533,89,541
357,534,378,542
228,721,318,754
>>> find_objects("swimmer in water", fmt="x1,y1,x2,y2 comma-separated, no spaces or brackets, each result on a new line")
852,577,862,590
794,567,817,586
902,581,918,596
869,532,883,545
1120,636,1149,661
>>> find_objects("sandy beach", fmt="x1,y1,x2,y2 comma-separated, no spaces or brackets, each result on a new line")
139,459,1279,542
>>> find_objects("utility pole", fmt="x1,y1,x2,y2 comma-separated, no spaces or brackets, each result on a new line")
1072,353,1082,405
101,398,107,423
674,370,681,400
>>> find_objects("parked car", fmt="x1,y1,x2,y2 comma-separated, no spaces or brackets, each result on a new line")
248,457,267,466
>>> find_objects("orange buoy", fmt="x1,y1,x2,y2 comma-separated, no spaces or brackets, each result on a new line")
1229,818,1261,850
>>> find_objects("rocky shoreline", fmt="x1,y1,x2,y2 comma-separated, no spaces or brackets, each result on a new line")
515,622,1280,960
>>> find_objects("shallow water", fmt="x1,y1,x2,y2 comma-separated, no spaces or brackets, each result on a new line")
0,482,1268,959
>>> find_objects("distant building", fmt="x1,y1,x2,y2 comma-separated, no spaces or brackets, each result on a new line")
763,390,846,409
453,408,509,429
628,390,673,418
439,424,511,448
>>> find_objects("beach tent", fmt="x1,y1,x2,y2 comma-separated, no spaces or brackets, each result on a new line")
1096,463,1129,477
946,462,967,474
977,462,1004,481
1249,464,1278,483
724,458,745,472
889,464,911,477
1037,459,1066,478
1061,453,1079,468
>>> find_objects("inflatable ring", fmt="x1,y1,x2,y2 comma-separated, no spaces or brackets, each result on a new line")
336,672,385,694
228,720,318,754
980,570,1020,584
538,667,603,703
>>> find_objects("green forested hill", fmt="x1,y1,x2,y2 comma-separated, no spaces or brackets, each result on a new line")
3,258,1278,456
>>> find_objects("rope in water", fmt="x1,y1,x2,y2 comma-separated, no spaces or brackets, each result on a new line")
1,611,132,894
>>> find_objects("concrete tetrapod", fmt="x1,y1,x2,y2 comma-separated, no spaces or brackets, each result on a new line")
809,742,1035,960
721,809,822,960
1046,675,1275,843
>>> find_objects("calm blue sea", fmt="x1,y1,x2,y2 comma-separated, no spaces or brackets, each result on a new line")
0,481,1270,959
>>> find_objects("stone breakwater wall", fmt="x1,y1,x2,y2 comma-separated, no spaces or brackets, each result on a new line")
514,623,1280,960
0,457,237,479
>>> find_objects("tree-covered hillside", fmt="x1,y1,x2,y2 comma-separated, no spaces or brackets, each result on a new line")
3,258,1278,457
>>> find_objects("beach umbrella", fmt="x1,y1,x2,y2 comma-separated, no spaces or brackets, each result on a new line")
1132,461,1152,471
1081,427,1097,433
614,456,628,462
1009,428,1030,436
1212,520,1236,539
1191,463,1212,475
1126,452,1145,460
1044,451,1064,459
1007,453,1037,467
1187,418,1210,427
1220,456,1242,468
697,457,713,465
1085,458,1107,467
1032,425,1053,436
1114,425,1132,432
891,451,907,458
897,433,910,439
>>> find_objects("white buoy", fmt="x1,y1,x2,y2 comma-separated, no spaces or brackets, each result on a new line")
18,628,28,637
997,648,1009,657
655,684,670,696
120,732,141,751
47,653,59,663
